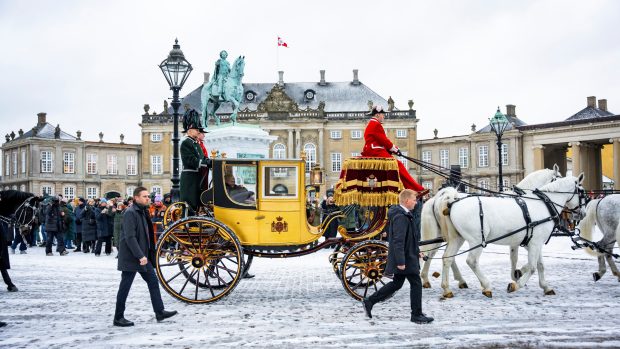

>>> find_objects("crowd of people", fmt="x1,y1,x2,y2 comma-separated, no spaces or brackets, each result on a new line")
8,193,171,258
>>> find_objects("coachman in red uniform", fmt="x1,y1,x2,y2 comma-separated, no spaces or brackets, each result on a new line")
361,105,427,195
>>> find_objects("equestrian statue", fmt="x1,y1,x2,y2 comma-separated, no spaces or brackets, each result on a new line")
200,50,245,127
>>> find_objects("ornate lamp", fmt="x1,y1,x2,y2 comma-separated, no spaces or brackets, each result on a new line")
159,39,193,201
489,107,509,191
310,164,324,208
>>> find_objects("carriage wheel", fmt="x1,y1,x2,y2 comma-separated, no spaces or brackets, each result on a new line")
328,241,351,279
340,240,389,300
155,217,243,304
242,254,254,278
162,202,188,229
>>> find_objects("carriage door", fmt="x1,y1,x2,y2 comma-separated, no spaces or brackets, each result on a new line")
257,162,302,245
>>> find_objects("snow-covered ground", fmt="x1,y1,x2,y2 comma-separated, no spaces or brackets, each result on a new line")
1,236,619,348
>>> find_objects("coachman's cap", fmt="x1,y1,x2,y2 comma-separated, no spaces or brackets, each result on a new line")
182,109,207,133
366,105,386,116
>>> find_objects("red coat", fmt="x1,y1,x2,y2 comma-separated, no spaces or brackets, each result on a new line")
361,117,425,192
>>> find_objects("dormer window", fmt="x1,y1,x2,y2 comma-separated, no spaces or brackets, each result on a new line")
245,90,256,101
304,89,315,100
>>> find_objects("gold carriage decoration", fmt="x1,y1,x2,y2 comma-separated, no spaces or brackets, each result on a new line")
334,157,403,207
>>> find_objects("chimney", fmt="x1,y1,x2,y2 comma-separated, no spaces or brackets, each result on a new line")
204,72,210,84
598,99,608,112
37,112,47,125
352,69,360,85
278,71,284,85
319,70,326,86
506,104,516,117
587,96,596,108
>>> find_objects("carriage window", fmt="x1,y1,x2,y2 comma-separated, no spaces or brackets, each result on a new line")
224,164,257,205
263,166,298,198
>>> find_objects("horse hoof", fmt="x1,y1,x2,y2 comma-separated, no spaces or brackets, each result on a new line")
422,282,431,289
507,282,518,293
513,270,523,280
593,273,601,282
544,289,556,296
442,208,450,216
613,271,619,277
432,272,440,278
482,290,492,298
459,282,468,289
442,291,454,299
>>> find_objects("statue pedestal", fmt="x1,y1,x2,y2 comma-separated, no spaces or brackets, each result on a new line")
202,124,277,159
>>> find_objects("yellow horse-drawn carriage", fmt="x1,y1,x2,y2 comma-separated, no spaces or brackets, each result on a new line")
156,156,404,303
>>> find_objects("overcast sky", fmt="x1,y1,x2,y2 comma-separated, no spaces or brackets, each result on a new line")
0,0,618,147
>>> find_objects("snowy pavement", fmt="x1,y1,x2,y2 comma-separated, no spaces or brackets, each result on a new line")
1,236,620,348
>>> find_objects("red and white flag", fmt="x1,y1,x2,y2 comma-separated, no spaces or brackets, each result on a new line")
277,36,288,48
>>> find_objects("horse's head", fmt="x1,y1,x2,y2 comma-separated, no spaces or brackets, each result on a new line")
539,173,585,215
229,56,245,80
517,166,563,190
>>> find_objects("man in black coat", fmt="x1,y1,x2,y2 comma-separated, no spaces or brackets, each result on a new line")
362,189,434,324
45,197,68,256
113,187,177,327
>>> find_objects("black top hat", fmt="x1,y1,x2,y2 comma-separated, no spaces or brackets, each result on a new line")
182,109,207,133
366,105,386,116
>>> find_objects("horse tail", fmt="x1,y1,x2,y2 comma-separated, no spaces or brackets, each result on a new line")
578,198,600,256
420,197,440,252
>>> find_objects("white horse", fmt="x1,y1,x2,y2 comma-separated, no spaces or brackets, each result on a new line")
420,165,562,289
438,174,584,298
577,194,620,282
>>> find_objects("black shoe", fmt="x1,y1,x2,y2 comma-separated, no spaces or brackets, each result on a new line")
0,321,6,327
46,252,53,256
411,313,434,324
83,249,89,253
113,318,134,327
95,254,101,257
7,285,18,292
60,250,69,256
362,298,373,319
74,248,81,252
243,273,255,279
155,310,178,322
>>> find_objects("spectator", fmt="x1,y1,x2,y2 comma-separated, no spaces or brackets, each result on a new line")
73,198,86,252
61,198,76,249
10,224,27,255
36,200,49,247
321,194,339,245
95,199,114,256
113,202,125,257
80,199,98,253
45,197,68,256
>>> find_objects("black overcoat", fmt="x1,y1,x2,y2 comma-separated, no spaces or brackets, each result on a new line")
117,204,155,272
180,136,210,209
385,205,421,275
80,206,98,242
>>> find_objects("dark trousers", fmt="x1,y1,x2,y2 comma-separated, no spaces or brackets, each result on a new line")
11,232,27,251
95,236,112,255
114,264,164,320
1,268,14,287
368,273,423,315
75,232,82,248
45,231,65,254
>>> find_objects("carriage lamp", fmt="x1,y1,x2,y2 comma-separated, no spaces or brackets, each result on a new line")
310,164,324,208
159,39,193,202
489,107,509,191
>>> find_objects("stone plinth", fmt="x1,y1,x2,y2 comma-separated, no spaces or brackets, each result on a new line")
202,124,277,159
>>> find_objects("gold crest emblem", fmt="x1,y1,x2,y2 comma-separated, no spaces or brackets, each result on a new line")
271,216,288,233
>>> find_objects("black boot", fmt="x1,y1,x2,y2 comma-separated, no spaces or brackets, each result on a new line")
7,285,18,292
113,317,134,327
362,298,373,319
411,313,434,324
155,310,178,322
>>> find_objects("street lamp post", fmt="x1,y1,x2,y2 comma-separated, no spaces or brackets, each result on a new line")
159,39,193,202
489,107,509,191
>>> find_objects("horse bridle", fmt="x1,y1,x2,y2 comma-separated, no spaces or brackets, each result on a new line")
0,196,39,240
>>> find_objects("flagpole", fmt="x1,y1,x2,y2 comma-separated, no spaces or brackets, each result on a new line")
276,37,280,71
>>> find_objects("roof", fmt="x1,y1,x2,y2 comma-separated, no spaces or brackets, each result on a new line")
15,123,77,141
565,106,614,121
476,115,528,134
168,81,390,115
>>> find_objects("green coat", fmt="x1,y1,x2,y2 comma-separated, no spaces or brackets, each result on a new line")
61,203,76,241
180,136,210,210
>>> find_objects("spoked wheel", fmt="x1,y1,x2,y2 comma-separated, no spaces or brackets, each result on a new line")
242,254,254,278
155,217,243,304
329,241,352,279
340,240,389,300
162,202,189,230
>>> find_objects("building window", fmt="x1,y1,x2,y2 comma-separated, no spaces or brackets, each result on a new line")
86,187,98,199
12,152,17,175
331,153,342,172
20,184,26,192
41,151,53,173
400,151,408,169
63,186,76,200
350,130,362,139
421,151,431,171
273,143,286,159
330,130,342,139
126,186,136,198
86,154,97,174
4,154,8,176
440,149,449,168
351,152,361,157
396,129,408,138
422,181,433,191
303,143,316,173
127,155,137,176
151,133,162,142
478,179,489,193
458,147,469,168
502,178,511,189
107,154,118,175
151,186,163,197
151,155,163,175
501,143,509,166
41,185,53,196
21,150,26,174
63,152,75,174
478,145,489,167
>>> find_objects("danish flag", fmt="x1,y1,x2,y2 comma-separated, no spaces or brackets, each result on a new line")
277,36,288,48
